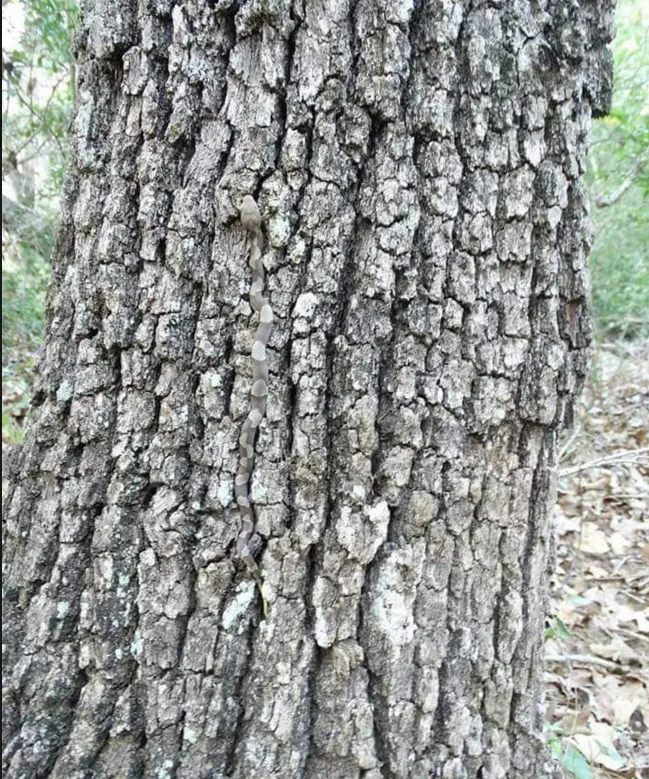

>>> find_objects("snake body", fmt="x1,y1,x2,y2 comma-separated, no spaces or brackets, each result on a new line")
235,195,272,593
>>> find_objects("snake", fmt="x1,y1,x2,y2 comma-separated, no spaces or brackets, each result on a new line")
234,195,272,604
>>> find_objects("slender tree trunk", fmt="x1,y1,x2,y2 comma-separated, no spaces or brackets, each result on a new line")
2,1,614,777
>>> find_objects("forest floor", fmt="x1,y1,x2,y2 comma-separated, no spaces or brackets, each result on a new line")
3,340,648,777
547,340,649,778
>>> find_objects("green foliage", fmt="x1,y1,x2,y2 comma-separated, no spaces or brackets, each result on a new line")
548,736,594,779
21,0,78,70
3,0,78,193
587,0,649,339
2,238,49,352
545,616,571,641
2,0,77,439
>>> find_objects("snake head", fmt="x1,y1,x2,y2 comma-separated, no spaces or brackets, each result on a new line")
239,195,262,233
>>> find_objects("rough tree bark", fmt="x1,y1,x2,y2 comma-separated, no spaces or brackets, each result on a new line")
2,1,614,777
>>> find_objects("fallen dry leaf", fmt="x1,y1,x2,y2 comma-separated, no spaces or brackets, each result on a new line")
570,723,625,771
580,523,611,555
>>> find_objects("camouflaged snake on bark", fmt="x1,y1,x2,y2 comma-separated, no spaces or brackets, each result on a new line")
235,195,272,605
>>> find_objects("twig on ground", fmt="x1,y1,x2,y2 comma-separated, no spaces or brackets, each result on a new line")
560,447,649,477
545,653,630,673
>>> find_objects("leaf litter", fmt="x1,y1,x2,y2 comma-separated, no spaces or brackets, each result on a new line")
548,340,648,778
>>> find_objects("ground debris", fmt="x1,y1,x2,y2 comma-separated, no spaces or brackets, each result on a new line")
548,340,649,778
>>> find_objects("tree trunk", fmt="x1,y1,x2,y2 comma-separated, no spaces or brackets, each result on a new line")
2,1,614,777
